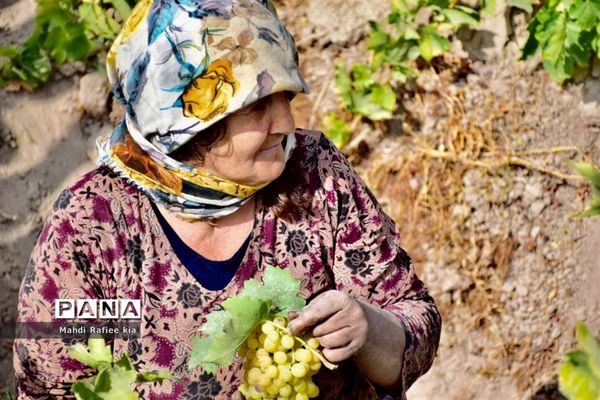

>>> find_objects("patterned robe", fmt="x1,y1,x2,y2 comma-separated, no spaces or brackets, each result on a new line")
14,130,441,399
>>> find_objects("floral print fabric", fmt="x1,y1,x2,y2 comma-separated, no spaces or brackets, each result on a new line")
97,0,308,221
14,130,441,399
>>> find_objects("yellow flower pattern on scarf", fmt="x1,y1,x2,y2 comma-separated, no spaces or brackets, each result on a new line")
181,59,239,122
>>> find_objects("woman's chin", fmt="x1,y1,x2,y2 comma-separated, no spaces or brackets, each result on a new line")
244,159,286,186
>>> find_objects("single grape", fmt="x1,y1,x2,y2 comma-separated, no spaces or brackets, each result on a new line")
293,379,307,394
247,337,259,350
281,335,294,349
295,392,309,400
256,348,269,359
307,382,319,398
291,363,308,378
265,364,279,378
266,382,280,396
306,338,320,350
257,374,271,388
278,364,292,382
279,383,292,397
263,338,279,352
257,355,272,369
273,351,287,364
261,322,275,334
309,360,321,373
258,333,267,344
295,348,312,363
247,367,262,385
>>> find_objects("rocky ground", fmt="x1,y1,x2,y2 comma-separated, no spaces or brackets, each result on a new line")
1,0,600,398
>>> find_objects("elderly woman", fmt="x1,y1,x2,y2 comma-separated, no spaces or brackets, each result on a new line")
13,0,441,398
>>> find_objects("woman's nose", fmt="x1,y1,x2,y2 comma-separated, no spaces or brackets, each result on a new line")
267,92,296,134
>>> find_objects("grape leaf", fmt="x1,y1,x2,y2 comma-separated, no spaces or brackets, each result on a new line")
558,323,600,400
351,64,376,91
480,0,497,14
440,6,480,27
508,0,533,13
572,162,600,190
536,11,572,82
559,352,600,400
68,336,113,369
418,25,450,62
189,296,270,373
334,60,353,110
72,365,138,400
568,0,600,31
571,162,600,217
367,21,392,51
69,337,174,399
241,266,305,315
352,90,394,121
323,112,352,149
190,266,307,373
577,323,600,377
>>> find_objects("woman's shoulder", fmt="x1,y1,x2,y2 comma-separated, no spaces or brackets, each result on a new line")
52,165,142,214
294,128,356,187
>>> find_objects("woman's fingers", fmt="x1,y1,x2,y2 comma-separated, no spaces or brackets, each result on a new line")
286,290,370,362
287,291,349,335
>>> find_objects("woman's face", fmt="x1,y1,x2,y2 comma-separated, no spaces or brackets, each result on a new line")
198,92,296,186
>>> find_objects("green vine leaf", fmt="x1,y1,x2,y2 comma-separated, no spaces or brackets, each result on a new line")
418,25,450,62
189,266,307,374
68,336,113,369
508,0,533,14
323,112,352,149
441,6,480,27
68,336,174,399
571,161,600,217
559,323,600,400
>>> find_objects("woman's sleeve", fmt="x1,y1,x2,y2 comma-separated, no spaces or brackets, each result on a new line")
318,134,442,398
13,188,104,399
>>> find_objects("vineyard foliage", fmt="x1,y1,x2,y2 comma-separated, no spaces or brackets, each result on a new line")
0,0,133,88
68,336,174,399
571,162,600,217
558,323,600,400
521,0,600,83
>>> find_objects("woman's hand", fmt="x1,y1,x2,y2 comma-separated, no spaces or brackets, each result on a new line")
286,290,369,363
287,289,407,389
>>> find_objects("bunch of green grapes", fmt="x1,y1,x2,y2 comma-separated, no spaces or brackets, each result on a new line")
237,316,322,400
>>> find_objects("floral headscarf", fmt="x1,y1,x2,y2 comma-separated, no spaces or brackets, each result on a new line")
97,0,309,221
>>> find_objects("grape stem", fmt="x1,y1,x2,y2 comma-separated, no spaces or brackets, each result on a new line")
263,319,338,370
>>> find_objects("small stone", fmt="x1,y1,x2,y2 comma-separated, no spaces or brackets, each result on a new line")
523,182,543,206
451,204,471,218
530,226,541,239
516,285,529,297
529,200,546,219
78,72,110,117
59,61,86,77
409,178,420,190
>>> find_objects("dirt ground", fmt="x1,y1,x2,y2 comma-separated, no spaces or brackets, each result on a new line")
1,0,600,398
